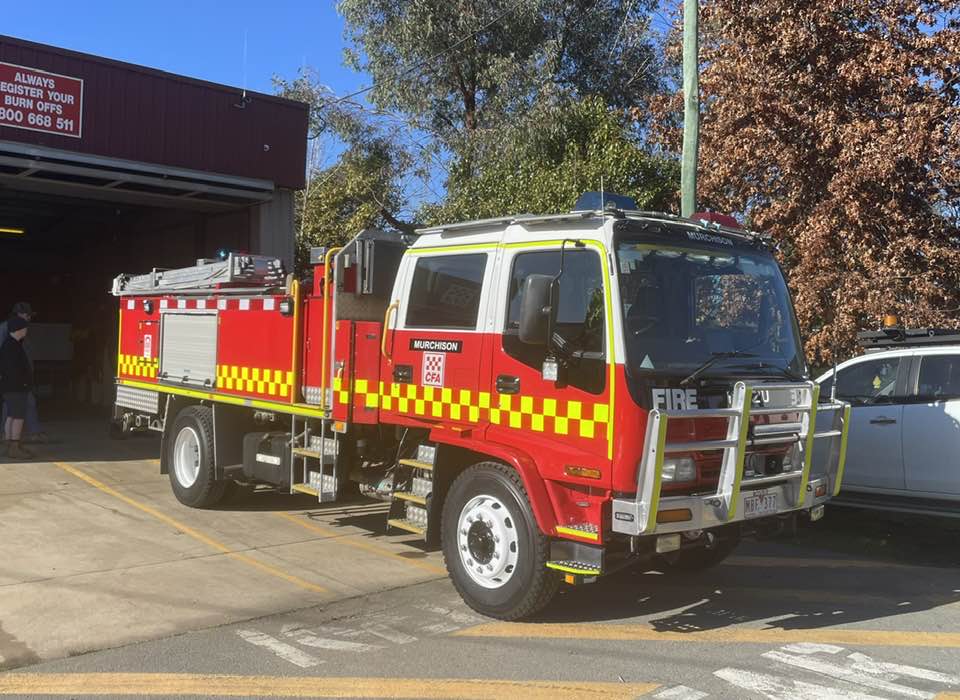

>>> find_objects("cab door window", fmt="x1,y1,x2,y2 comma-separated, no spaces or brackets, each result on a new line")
503,249,605,394
405,254,487,329
915,355,960,401
829,357,902,405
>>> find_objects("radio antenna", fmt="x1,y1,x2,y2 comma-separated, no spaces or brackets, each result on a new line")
234,30,252,109
242,29,248,99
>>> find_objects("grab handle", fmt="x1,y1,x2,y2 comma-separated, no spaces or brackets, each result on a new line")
381,301,400,361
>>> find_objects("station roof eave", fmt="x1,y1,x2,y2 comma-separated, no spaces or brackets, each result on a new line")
0,140,274,212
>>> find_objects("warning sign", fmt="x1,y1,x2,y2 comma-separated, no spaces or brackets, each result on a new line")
0,62,83,138
422,352,445,387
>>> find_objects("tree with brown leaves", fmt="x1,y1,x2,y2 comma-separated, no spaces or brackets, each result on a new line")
653,1,960,366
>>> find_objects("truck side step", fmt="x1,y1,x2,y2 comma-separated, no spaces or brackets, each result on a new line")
546,560,602,585
289,417,339,503
555,523,600,541
291,483,319,497
546,560,602,576
386,443,436,540
292,447,335,463
393,491,427,505
386,518,426,536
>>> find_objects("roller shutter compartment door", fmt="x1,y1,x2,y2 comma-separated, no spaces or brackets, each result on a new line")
159,313,218,389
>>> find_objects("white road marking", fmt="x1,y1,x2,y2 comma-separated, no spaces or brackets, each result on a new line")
420,621,463,634
281,625,381,653
762,650,934,698
362,623,418,645
782,643,845,655
715,667,885,700
846,652,960,685
235,630,322,668
653,684,709,699
415,603,484,626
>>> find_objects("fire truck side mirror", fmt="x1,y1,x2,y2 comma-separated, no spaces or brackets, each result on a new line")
519,274,554,346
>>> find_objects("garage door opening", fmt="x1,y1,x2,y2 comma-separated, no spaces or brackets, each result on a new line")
0,34,307,428
0,185,260,418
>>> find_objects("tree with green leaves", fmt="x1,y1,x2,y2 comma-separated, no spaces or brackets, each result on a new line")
274,70,416,272
338,0,662,165
423,96,678,224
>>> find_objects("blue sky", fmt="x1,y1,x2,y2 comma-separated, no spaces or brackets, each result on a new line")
4,0,365,97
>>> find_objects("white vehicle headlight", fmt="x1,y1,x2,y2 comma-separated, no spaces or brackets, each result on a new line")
661,457,697,482
782,443,802,472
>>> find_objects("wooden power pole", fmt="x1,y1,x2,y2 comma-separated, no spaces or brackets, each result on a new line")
680,0,699,218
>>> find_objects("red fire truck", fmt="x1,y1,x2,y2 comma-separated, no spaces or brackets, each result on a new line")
111,193,850,620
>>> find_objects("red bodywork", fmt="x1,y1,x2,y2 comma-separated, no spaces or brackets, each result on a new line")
117,264,769,547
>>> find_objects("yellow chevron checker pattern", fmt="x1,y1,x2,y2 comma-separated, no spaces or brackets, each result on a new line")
216,366,293,398
118,354,159,379
340,379,609,440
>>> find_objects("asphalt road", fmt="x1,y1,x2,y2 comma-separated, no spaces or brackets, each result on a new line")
2,418,960,699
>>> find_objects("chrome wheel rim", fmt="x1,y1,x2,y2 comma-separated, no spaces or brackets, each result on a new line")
456,494,519,589
173,426,201,488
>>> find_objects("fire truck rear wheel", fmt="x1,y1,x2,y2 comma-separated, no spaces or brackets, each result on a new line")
168,405,227,508
441,462,559,620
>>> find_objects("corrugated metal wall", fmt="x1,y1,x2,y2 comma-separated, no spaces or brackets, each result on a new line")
0,35,308,188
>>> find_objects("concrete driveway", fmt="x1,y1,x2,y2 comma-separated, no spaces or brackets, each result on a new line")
0,418,446,669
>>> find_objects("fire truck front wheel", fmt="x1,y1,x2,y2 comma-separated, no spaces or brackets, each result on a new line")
167,406,227,508
441,462,560,620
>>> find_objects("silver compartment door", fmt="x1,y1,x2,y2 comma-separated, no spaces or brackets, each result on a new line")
159,312,218,388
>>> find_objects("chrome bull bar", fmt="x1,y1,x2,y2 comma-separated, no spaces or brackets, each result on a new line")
611,381,851,536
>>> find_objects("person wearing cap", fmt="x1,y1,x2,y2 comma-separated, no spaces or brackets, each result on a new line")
1,316,34,459
0,301,32,349
0,302,46,445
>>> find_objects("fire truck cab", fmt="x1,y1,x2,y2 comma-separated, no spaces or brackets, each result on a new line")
111,193,851,620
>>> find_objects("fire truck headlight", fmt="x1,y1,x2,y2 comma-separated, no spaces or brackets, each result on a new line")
279,298,294,316
782,443,802,472
661,457,696,483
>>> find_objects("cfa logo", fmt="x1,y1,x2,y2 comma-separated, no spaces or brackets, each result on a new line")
652,388,698,411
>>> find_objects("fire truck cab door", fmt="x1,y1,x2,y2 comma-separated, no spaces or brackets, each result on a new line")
380,249,495,429
487,244,613,483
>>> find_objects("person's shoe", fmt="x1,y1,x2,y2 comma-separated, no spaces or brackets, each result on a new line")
23,432,48,444
6,442,32,460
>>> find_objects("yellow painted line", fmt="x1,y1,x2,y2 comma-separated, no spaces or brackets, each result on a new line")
0,673,658,698
455,622,960,648
679,585,959,608
274,512,447,576
52,461,329,596
937,694,960,700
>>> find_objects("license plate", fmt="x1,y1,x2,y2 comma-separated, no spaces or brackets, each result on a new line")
744,491,778,518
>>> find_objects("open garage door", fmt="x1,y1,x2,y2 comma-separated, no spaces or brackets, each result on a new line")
0,144,282,416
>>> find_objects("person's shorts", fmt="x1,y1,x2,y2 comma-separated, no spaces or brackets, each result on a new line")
2,392,28,419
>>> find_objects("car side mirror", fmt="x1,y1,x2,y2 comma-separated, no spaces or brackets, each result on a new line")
518,274,554,345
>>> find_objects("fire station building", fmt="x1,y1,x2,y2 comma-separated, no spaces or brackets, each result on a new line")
0,35,308,407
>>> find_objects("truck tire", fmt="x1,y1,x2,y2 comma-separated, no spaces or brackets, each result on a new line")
657,530,740,572
167,405,227,508
441,462,560,620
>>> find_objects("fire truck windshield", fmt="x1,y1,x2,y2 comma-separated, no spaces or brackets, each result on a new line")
615,240,805,381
